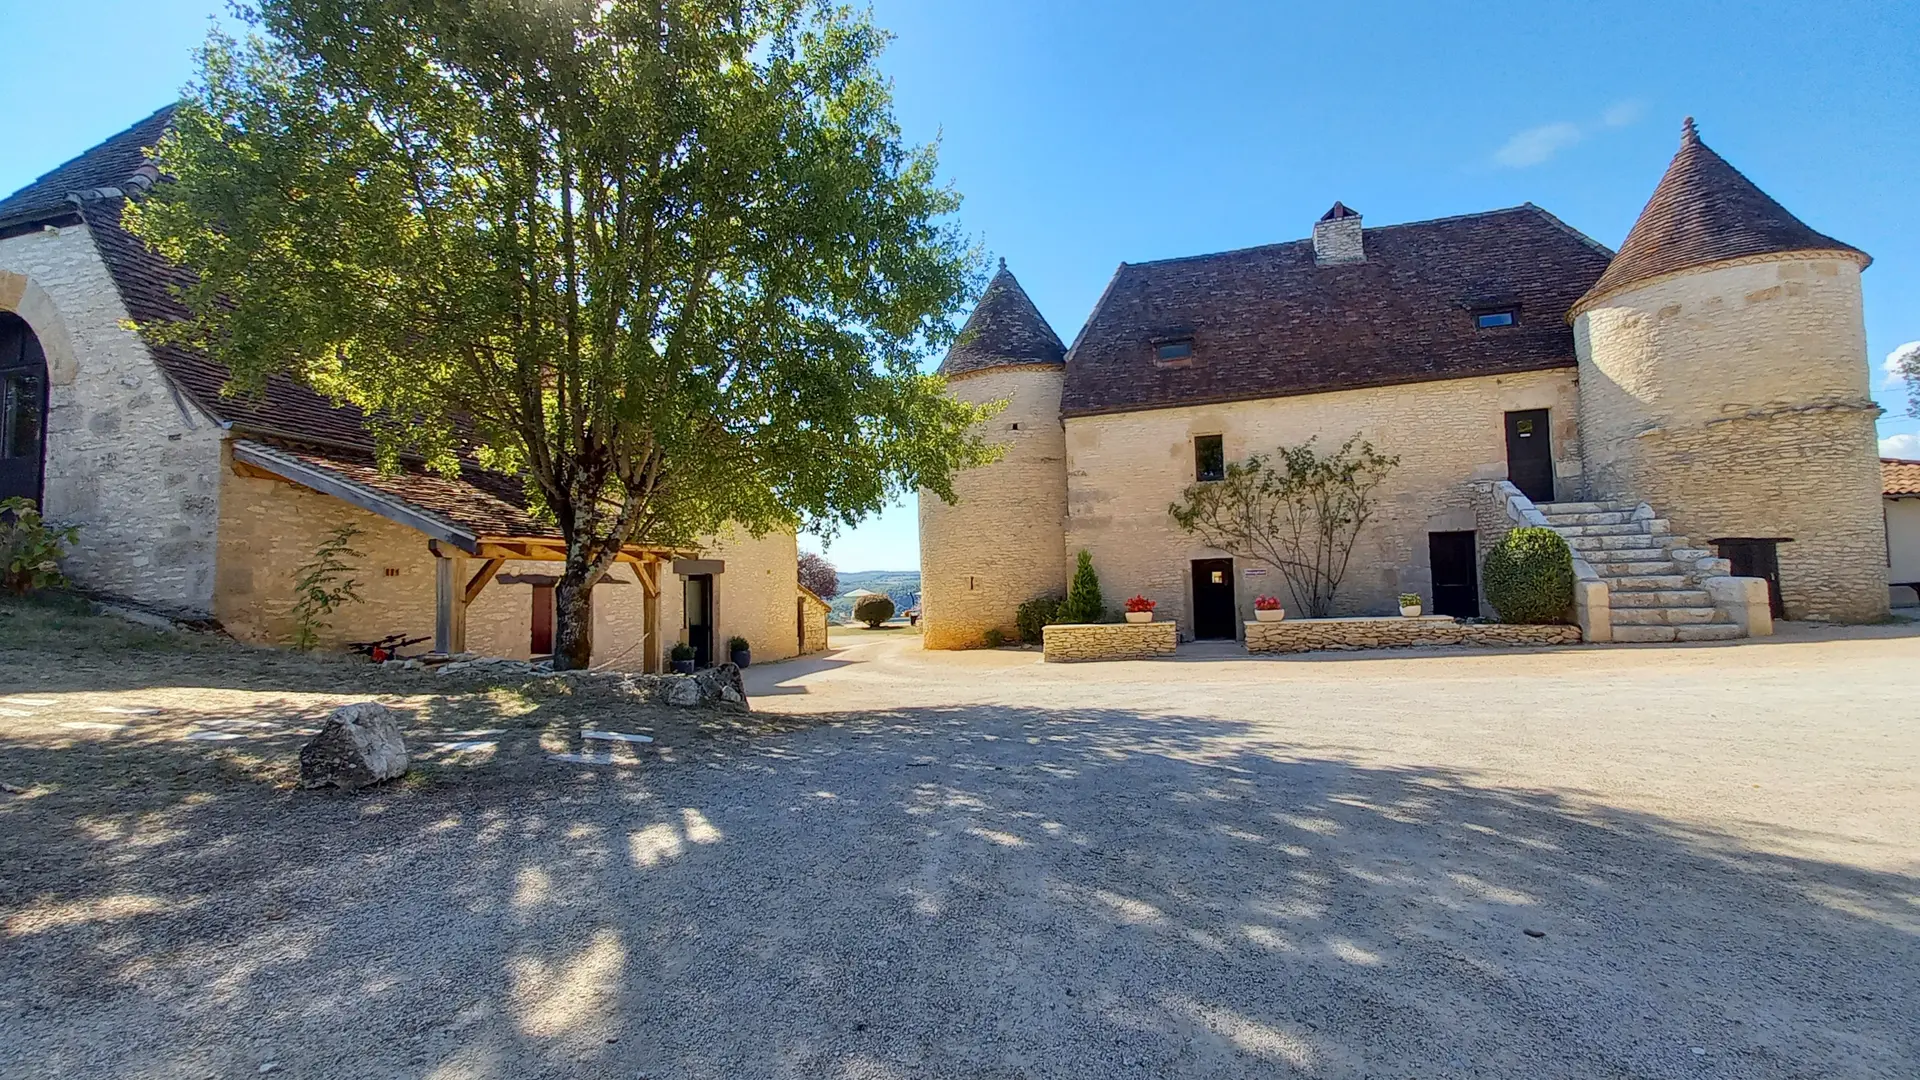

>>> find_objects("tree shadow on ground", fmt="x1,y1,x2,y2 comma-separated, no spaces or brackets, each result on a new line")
3,695,1916,1079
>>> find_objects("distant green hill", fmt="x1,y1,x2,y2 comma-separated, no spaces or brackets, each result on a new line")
829,570,921,620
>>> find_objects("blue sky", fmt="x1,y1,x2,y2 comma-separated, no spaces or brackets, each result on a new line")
3,1,1915,571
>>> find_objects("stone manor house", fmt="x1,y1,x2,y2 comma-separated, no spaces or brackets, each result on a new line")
0,107,824,670
920,119,1889,648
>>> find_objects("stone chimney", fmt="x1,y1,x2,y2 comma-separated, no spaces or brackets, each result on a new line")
1313,202,1364,265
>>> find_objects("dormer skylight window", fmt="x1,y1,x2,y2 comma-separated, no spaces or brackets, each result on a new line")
1155,339,1194,362
1476,309,1518,329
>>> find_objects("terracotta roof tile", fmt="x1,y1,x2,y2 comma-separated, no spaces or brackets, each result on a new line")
940,261,1066,377
1885,458,1920,498
1574,119,1867,314
1061,205,1612,418
238,439,554,541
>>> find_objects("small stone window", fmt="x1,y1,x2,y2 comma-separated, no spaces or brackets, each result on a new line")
1195,434,1225,482
1475,309,1518,329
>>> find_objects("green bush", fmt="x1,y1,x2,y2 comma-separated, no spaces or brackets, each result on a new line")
1015,594,1062,644
1,498,80,596
726,636,750,654
1059,550,1104,624
1482,527,1575,624
670,641,696,662
982,627,1006,648
853,594,896,627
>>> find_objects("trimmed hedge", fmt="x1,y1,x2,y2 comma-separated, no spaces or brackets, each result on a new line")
1015,594,1062,645
1482,527,1575,624
853,594,896,627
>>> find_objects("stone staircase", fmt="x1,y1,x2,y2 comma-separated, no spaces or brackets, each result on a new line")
1535,500,1743,643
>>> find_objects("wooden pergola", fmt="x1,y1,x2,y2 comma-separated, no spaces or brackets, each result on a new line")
232,439,694,672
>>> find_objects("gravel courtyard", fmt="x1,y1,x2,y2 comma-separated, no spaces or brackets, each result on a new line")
3,604,1918,1079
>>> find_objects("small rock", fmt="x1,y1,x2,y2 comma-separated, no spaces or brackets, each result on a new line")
1523,928,1545,938
662,679,702,708
299,703,409,790
1691,1047,1706,1056
260,1064,280,1074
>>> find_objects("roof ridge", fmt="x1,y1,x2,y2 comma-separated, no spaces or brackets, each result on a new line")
1123,204,1546,269
0,104,176,225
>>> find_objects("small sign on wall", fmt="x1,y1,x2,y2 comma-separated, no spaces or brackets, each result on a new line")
1243,567,1268,577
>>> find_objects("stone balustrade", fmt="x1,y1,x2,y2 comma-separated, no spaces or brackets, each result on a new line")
1244,615,1580,654
1042,621,1178,662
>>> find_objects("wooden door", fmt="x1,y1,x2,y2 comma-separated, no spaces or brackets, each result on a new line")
685,574,714,667
0,314,49,507
1429,531,1479,618
530,584,555,655
1503,409,1553,504
1191,558,1236,640
1715,538,1786,618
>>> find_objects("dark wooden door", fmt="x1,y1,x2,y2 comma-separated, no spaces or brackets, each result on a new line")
1715,539,1786,618
686,574,715,667
1191,558,1236,640
1429,531,1479,618
0,314,49,507
530,584,555,655
1504,409,1553,504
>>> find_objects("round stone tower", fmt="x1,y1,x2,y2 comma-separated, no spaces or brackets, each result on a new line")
1571,119,1887,621
919,260,1070,649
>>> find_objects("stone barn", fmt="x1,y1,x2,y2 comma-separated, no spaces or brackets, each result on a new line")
0,106,805,670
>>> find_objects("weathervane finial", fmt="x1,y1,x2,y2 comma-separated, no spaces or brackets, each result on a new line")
1681,116,1699,144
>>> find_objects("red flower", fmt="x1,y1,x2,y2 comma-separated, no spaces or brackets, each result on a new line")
1254,595,1283,611
1125,594,1156,613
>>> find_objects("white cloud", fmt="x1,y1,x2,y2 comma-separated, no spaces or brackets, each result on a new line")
1601,100,1647,128
1884,341,1920,388
1882,433,1920,459
1493,122,1585,168
1492,100,1647,169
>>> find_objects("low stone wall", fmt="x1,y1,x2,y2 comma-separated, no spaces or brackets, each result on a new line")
1042,621,1178,662
1244,616,1581,654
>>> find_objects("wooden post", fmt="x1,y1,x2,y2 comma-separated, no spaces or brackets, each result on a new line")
640,558,662,674
434,548,468,655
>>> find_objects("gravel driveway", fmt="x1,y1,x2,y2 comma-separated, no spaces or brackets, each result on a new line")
4,618,1918,1079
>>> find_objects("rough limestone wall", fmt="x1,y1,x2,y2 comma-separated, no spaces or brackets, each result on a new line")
919,365,1069,649
215,461,439,648
1574,256,1887,621
1040,621,1177,662
1887,499,1920,586
1063,368,1580,635
1244,616,1580,653
659,526,800,662
799,591,831,654
0,225,224,616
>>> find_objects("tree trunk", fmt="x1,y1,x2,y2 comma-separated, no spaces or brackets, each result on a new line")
553,566,595,671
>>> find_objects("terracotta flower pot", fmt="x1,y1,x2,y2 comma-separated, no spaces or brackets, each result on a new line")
1124,611,1153,624
1254,608,1286,623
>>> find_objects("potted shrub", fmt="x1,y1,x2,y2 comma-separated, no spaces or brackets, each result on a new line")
727,635,751,668
670,641,696,674
1399,593,1423,617
1123,595,1156,624
1253,595,1286,622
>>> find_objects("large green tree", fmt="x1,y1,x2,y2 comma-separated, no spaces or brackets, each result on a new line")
129,0,994,668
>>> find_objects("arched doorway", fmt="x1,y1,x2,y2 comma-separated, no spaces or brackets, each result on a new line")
0,312,49,506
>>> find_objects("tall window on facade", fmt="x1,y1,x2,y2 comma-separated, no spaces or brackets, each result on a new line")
1195,434,1225,482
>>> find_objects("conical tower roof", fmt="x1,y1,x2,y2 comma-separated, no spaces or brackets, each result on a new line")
1573,118,1867,315
939,260,1066,377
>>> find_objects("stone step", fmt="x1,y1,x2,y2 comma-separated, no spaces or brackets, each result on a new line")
1608,587,1708,606
1611,606,1724,626
1543,510,1637,526
1592,559,1683,577
1611,624,1679,643
1565,532,1673,551
1605,574,1693,591
1581,546,1673,561
1669,547,1713,562
1612,623,1741,644
1537,501,1639,515
1554,521,1656,537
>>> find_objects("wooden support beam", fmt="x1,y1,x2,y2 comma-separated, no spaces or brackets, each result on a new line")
434,553,468,655
464,557,506,604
